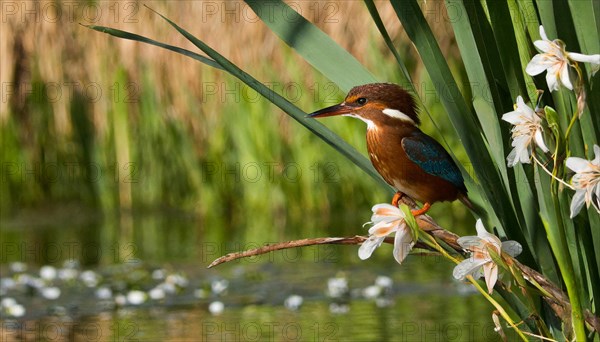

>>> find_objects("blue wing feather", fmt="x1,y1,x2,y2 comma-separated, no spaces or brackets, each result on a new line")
401,132,467,192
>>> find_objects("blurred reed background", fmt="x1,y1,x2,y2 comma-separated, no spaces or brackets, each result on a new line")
0,1,472,246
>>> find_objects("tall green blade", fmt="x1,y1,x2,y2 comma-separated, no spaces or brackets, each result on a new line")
363,0,413,88
446,0,508,177
486,1,529,99
245,0,377,92
82,24,223,70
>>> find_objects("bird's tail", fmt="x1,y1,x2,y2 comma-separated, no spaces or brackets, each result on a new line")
458,192,487,220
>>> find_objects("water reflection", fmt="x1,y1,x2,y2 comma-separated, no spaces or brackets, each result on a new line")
0,207,503,341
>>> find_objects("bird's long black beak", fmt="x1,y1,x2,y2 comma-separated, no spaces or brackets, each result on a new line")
308,103,353,118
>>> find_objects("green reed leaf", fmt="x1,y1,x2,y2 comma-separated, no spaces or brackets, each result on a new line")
245,0,377,92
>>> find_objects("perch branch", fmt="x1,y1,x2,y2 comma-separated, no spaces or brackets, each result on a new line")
208,236,372,268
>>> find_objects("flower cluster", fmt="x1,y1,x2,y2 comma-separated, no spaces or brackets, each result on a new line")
453,220,522,294
502,96,549,167
356,25,596,329
526,26,599,92
358,211,522,295
502,25,600,218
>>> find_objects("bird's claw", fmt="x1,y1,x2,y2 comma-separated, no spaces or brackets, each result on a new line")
391,192,404,207
392,193,431,216
410,202,431,217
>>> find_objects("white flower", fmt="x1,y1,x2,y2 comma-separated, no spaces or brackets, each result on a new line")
326,277,348,298
148,287,166,300
126,290,147,305
453,219,522,294
39,266,57,281
566,144,600,218
358,204,415,264
284,295,304,311
502,96,549,167
40,286,61,300
526,25,600,91
208,301,224,315
95,287,112,299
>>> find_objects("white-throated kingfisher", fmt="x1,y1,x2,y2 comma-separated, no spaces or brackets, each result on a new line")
309,83,473,216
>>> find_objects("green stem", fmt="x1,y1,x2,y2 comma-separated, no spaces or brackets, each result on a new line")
546,190,587,339
564,108,579,143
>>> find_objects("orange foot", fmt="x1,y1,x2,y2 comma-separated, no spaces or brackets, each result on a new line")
391,192,404,207
410,202,431,217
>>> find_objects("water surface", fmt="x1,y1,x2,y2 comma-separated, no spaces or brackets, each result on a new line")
0,206,504,341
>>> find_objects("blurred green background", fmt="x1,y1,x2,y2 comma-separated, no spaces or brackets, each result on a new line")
0,1,494,340
1,1,474,241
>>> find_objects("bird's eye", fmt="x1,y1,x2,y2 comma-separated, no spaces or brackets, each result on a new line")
356,98,367,105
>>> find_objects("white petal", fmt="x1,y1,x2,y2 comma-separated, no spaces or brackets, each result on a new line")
533,40,552,53
371,203,403,222
368,220,398,237
474,219,486,235
475,219,501,246
518,144,532,164
512,134,529,148
372,203,402,214
392,226,415,265
520,100,536,118
546,68,559,91
502,111,522,125
566,157,590,173
526,55,551,75
483,263,499,294
539,25,549,41
453,258,488,280
501,241,523,257
511,136,531,165
358,236,384,260
568,52,600,65
534,130,550,153
515,96,532,116
570,190,586,218
559,63,573,90
457,236,482,250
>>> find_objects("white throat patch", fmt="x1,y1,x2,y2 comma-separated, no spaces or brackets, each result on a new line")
382,108,415,125
343,113,377,130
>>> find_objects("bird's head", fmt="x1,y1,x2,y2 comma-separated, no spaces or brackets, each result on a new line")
309,83,419,129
